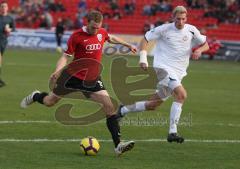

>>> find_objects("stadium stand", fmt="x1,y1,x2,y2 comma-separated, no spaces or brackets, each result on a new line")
8,0,240,40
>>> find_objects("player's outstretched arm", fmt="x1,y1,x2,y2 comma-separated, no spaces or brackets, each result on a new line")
108,35,137,53
139,37,149,71
50,53,70,81
192,42,209,60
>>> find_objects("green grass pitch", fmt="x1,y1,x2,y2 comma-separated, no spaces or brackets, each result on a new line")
0,49,240,169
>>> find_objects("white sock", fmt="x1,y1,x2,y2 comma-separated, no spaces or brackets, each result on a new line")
169,102,182,134
121,101,146,116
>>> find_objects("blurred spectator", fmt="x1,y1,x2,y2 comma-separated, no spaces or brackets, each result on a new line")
109,0,119,11
158,0,172,12
109,0,122,20
45,0,56,12
19,0,26,6
39,14,47,28
102,23,109,31
25,15,35,27
76,0,87,28
202,0,240,24
95,2,111,19
154,17,164,27
102,12,111,19
78,0,87,10
55,1,65,12
203,37,223,60
14,7,25,22
187,0,206,9
44,11,53,29
22,0,33,14
143,0,172,16
124,0,135,15
206,0,215,6
143,4,152,16
150,1,158,15
55,17,65,52
75,6,87,28
39,11,53,29
64,17,74,30
9,6,18,20
43,0,65,12
203,7,216,18
113,8,122,20
234,10,240,24
31,0,43,14
143,21,154,33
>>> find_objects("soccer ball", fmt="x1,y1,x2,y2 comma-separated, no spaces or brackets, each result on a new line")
80,136,100,156
56,46,62,53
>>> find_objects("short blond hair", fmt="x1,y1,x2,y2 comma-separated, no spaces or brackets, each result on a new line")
172,6,187,17
87,10,103,23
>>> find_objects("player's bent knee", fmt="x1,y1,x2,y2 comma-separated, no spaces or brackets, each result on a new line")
146,105,156,110
103,104,115,116
175,92,187,102
146,100,161,110
105,110,115,117
44,98,59,107
44,101,56,107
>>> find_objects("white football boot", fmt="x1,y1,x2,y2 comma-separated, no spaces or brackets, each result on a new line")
115,141,135,156
20,90,40,108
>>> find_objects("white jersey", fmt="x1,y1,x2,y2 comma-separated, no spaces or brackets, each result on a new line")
145,22,206,80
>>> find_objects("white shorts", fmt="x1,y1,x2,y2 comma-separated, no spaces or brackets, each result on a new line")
154,68,183,101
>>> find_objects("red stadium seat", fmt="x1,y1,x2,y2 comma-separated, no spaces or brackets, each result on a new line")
9,0,240,40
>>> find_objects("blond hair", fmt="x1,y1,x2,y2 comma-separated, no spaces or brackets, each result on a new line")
172,6,187,17
87,10,103,23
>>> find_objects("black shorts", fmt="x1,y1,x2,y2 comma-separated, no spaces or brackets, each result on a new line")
53,70,105,98
0,40,7,55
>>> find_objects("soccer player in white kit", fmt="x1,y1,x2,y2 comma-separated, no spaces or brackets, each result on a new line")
118,6,209,143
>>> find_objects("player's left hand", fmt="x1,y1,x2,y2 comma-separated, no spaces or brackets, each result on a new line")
129,45,137,54
192,49,202,60
5,24,12,35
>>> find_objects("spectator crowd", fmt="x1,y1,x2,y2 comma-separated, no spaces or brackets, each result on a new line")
8,0,240,32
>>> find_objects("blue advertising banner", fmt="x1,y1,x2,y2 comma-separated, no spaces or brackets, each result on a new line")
8,29,71,50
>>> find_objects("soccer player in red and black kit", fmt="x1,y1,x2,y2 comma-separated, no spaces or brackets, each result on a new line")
20,10,137,156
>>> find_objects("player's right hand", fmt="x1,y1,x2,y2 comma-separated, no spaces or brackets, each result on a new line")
50,72,60,81
140,62,148,71
191,49,202,60
129,45,137,54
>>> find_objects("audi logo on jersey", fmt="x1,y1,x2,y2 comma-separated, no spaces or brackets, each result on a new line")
86,43,102,51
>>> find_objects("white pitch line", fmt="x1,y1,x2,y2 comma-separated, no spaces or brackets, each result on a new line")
193,122,240,127
0,120,55,124
1,120,240,128
6,62,52,67
0,138,240,143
